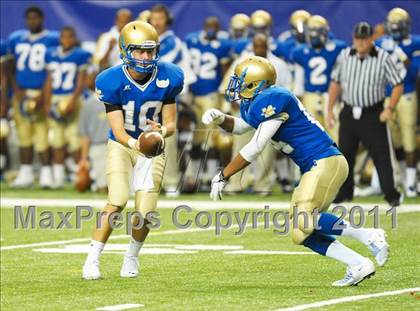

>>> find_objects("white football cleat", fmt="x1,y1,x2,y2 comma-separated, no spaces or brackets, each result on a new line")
368,229,389,266
332,257,375,287
83,260,101,280
405,186,417,198
39,166,53,188
120,256,139,278
11,166,34,188
354,186,381,197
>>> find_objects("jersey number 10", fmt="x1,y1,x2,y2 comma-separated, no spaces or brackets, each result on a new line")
123,100,163,132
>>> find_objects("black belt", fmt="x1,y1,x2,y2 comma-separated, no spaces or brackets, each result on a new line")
343,100,384,112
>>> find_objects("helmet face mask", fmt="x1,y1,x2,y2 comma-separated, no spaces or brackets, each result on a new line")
225,56,276,103
305,15,329,49
387,21,409,42
307,27,328,49
225,70,247,103
230,13,250,39
119,21,160,74
124,45,159,73
386,8,410,42
290,10,311,43
291,25,306,43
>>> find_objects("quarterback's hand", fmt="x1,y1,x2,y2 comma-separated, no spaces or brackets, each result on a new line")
146,119,162,132
78,158,90,170
379,107,393,123
210,171,227,201
202,109,225,125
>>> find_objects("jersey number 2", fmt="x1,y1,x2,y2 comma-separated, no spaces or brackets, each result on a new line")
309,56,327,85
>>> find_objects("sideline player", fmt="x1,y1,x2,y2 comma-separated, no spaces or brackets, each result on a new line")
291,15,346,140
44,26,91,188
7,6,59,188
371,8,420,197
83,21,184,280
203,56,389,286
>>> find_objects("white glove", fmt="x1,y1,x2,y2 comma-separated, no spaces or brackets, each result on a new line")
210,171,227,201
202,108,225,125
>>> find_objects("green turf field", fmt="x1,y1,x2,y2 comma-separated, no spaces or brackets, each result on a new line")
1,185,419,310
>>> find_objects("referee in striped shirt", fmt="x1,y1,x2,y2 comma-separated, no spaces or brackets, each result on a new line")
327,22,404,206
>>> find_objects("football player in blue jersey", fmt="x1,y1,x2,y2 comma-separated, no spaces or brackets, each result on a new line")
44,26,91,188
370,8,420,198
185,17,231,187
229,13,250,41
275,10,311,63
203,56,389,287
83,21,184,280
228,13,250,60
292,15,347,141
7,6,59,188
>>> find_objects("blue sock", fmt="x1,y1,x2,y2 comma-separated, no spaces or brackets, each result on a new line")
303,231,335,256
316,212,344,236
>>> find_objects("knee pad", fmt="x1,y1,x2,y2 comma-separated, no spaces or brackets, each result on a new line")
107,192,129,209
291,227,311,245
135,191,158,217
290,201,317,235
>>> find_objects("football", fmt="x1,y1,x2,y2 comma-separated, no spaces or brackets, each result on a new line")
139,131,165,157
74,166,91,192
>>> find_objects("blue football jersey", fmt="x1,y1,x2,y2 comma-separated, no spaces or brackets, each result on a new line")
46,46,91,95
240,87,341,173
376,35,420,94
159,30,183,65
95,62,184,141
291,39,347,93
273,36,302,63
7,30,59,89
231,37,251,58
186,31,231,96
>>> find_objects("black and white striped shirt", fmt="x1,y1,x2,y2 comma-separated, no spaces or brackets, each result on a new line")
331,45,404,107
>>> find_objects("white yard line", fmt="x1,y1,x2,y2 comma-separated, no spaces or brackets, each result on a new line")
0,221,264,251
2,197,420,210
275,287,420,311
96,304,144,310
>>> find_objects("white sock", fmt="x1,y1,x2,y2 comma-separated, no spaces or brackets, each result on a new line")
125,237,143,258
86,240,105,263
370,168,380,190
406,167,417,189
0,154,6,170
340,221,373,245
326,240,365,266
399,161,406,185
20,164,34,176
276,158,289,181
53,164,66,186
41,165,52,174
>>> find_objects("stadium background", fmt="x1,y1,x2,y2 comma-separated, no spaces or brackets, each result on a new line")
2,0,420,42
